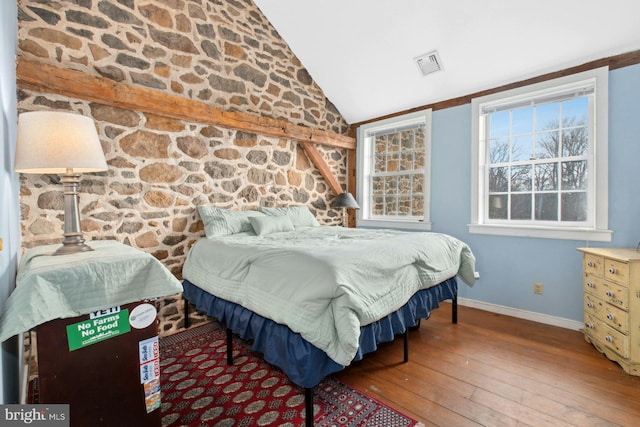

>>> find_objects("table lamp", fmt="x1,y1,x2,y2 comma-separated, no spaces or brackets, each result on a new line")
331,192,360,227
15,111,108,256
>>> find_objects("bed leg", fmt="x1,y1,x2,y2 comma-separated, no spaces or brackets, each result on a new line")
452,291,458,324
305,387,314,427
183,294,190,329
226,328,233,365
403,329,409,363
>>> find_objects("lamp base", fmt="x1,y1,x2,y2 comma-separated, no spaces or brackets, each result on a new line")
52,172,93,256
53,240,94,256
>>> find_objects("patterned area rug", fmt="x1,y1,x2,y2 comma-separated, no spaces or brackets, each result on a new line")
160,323,423,426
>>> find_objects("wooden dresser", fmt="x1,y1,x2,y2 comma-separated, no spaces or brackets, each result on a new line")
578,247,640,375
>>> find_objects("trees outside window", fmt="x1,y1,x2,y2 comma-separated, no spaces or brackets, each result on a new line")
470,67,611,241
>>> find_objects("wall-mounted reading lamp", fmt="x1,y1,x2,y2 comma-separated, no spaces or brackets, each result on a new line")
331,192,360,227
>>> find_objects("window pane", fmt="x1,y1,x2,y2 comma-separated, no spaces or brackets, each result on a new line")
414,150,425,168
535,162,558,191
397,174,412,195
399,152,413,171
412,194,424,216
489,138,509,164
512,107,533,134
412,174,424,193
488,195,507,219
489,166,508,192
511,165,532,192
401,130,414,150
375,135,386,153
562,97,588,124
414,129,425,150
561,192,587,221
535,193,558,221
561,160,587,190
511,193,532,219
490,111,509,138
385,176,397,194
535,131,559,159
511,135,533,161
385,195,397,215
536,102,560,130
386,153,399,172
561,126,587,157
397,195,411,215
372,176,384,195
374,154,386,173
388,133,400,152
372,196,384,216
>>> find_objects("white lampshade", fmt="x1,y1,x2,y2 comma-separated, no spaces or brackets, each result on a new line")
15,111,107,174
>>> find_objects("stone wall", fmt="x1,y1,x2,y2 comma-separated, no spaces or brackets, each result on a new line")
16,0,349,334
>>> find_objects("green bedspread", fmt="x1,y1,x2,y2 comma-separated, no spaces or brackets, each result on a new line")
183,226,476,366
0,240,183,343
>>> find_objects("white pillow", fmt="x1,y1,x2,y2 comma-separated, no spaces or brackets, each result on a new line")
197,206,265,237
248,215,295,236
259,206,320,228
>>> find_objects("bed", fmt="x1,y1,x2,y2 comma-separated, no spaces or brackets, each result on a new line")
181,206,476,426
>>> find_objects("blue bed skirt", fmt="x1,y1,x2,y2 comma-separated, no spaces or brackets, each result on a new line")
182,277,457,388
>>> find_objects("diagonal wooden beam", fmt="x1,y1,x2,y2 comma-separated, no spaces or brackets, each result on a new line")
16,56,356,150
299,141,343,196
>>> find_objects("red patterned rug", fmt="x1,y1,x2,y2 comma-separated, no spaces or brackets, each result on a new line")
160,323,423,426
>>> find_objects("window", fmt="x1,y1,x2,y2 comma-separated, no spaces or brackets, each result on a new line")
470,67,611,241
357,110,432,230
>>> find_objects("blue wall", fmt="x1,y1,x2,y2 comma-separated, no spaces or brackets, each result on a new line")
0,0,20,404
429,63,640,323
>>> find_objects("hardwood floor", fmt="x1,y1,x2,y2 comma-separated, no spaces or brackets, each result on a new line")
334,304,640,427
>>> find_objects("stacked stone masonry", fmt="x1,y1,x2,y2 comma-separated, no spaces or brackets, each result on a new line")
17,0,350,334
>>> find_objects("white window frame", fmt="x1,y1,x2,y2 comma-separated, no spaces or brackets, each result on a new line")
470,67,611,241
357,109,432,230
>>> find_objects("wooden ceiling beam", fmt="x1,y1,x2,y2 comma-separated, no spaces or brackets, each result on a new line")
16,56,356,150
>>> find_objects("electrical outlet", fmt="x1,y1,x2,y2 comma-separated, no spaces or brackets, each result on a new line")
534,282,543,295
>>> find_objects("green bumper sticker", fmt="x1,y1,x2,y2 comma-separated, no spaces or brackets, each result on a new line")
66,309,131,351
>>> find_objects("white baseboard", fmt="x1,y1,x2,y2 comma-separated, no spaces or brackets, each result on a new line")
455,297,583,331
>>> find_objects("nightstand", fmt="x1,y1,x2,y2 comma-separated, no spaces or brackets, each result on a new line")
0,240,182,426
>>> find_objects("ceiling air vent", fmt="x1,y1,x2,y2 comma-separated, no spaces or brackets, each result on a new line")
414,50,443,76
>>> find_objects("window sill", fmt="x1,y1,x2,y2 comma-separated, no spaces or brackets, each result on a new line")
357,219,432,231
468,223,612,242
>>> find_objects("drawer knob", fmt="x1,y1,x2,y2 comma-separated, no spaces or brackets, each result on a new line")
587,282,595,288
605,335,613,343
607,313,615,321
585,322,594,329
609,267,617,274
587,301,594,308
587,261,595,267
606,290,614,298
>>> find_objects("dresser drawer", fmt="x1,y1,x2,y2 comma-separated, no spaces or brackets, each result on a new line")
601,324,629,358
583,273,605,296
601,280,629,311
583,312,601,339
604,259,630,285
584,293,604,318
601,303,629,334
583,253,603,277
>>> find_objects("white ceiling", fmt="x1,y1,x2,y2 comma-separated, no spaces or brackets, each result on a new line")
254,0,640,125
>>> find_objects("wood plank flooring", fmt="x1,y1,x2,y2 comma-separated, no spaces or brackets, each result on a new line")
334,304,640,427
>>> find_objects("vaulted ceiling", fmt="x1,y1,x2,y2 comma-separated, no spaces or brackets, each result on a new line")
254,0,640,124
